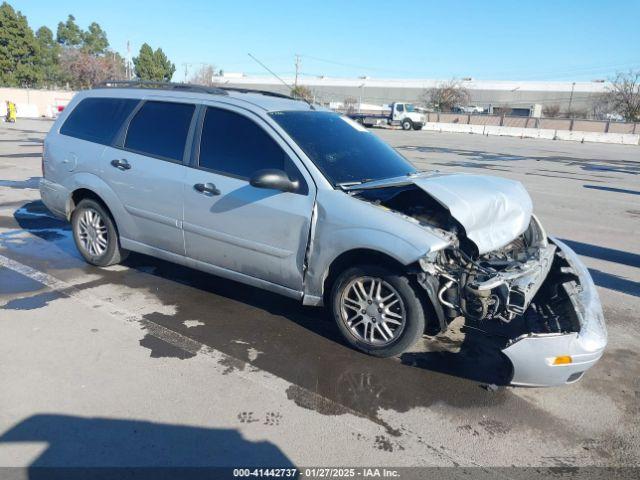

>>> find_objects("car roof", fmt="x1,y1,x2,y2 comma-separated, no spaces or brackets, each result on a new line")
83,82,315,114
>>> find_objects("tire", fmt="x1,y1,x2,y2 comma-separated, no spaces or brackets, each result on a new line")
71,198,128,267
401,119,413,130
330,265,426,357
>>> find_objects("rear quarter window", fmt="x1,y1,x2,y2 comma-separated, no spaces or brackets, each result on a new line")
60,97,139,145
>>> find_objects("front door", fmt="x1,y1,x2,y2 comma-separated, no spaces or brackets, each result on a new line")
102,99,196,255
392,103,404,122
183,105,315,291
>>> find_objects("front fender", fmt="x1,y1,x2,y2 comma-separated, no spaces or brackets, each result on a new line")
302,227,424,304
302,190,452,303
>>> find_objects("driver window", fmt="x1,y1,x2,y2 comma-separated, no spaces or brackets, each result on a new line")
199,107,286,178
198,107,307,194
396,104,404,112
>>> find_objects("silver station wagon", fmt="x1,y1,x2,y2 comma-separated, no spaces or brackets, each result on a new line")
40,81,607,387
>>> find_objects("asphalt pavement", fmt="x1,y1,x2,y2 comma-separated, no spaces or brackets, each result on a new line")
0,119,638,474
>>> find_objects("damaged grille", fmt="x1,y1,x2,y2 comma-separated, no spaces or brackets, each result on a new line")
420,218,557,325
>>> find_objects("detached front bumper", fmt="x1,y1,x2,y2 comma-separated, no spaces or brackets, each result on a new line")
502,238,607,387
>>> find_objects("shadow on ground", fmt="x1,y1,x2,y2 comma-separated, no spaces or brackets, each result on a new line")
396,145,640,175
560,239,640,298
0,414,295,478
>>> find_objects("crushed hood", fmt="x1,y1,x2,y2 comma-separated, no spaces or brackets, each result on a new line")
347,172,533,254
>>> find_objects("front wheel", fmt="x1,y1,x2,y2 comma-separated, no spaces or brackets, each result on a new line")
71,198,127,267
401,119,413,130
330,265,426,357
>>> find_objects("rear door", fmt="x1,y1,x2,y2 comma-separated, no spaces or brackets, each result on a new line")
183,105,315,291
101,99,196,255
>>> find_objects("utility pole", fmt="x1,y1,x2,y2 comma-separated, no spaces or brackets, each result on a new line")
183,63,189,83
568,81,576,116
126,41,132,79
294,54,301,88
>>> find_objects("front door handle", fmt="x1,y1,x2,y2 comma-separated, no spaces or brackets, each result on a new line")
111,159,131,171
194,182,220,196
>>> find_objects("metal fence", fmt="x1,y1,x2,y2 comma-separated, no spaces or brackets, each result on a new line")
427,113,639,134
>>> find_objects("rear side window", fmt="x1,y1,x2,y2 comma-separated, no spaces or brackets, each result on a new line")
199,107,287,178
60,97,138,145
125,101,195,162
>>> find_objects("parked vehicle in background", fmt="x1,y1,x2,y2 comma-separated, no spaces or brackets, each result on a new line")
453,105,485,114
347,102,425,130
40,81,606,387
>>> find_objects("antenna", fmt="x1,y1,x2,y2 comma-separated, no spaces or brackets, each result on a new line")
247,53,292,90
246,53,314,109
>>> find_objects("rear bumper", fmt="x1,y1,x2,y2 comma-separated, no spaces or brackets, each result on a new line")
502,238,607,387
39,178,69,219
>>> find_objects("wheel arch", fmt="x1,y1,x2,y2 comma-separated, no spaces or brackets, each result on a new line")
321,248,408,306
70,188,112,217
317,248,440,334
63,173,133,239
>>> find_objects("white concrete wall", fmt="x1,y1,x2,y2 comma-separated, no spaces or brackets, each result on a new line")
421,122,640,146
1,88,75,118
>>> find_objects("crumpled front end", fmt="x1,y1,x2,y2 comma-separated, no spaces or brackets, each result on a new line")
348,174,606,387
412,216,606,387
502,238,607,386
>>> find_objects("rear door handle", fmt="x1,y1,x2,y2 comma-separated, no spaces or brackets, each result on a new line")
194,182,220,196
111,159,131,171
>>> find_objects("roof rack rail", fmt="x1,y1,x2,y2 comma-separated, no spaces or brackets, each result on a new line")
218,87,294,100
94,80,229,96
94,80,299,102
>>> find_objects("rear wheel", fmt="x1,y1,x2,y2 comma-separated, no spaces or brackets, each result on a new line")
71,198,127,267
330,265,425,357
402,119,413,130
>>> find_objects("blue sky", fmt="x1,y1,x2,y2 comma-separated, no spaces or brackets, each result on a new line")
12,0,640,81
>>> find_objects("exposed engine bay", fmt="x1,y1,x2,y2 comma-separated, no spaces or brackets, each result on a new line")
355,184,582,338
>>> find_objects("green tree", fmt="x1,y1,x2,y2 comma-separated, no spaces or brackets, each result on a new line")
82,22,108,55
35,26,64,86
56,14,82,47
133,43,175,81
0,2,42,86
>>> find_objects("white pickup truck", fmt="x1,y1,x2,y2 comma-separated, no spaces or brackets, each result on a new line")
347,102,426,130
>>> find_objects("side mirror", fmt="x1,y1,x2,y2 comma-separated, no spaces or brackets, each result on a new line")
249,169,299,193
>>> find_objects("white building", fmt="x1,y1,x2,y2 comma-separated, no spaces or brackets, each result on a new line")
215,74,609,113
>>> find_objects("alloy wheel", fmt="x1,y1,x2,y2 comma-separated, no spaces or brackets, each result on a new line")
339,276,406,346
77,208,108,256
